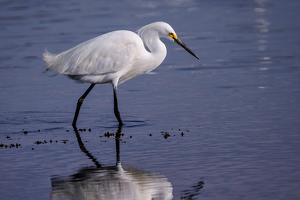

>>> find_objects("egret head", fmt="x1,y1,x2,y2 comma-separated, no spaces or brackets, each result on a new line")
160,24,198,59
138,22,199,59
139,22,177,40
161,22,199,60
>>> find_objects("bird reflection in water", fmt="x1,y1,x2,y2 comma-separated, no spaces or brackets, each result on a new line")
180,179,205,200
50,125,173,200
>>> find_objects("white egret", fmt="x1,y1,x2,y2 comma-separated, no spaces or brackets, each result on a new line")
43,22,199,126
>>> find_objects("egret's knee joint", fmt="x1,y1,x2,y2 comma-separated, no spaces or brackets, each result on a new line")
78,98,84,104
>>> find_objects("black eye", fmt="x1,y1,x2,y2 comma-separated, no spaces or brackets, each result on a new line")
169,32,177,39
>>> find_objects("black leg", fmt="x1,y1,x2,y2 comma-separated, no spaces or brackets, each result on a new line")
115,125,122,164
113,87,123,126
72,83,96,126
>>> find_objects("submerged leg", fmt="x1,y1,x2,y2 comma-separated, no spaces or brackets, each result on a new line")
72,83,96,126
113,87,123,126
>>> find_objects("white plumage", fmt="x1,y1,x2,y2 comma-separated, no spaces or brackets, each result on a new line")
43,22,198,126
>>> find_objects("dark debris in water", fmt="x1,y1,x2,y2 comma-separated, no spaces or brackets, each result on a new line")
1,142,21,149
35,139,67,145
104,132,115,137
2,127,191,151
22,129,41,134
163,132,170,139
159,128,188,139
76,128,91,132
99,131,126,138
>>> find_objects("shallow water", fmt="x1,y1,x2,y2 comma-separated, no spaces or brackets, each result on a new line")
1,0,300,199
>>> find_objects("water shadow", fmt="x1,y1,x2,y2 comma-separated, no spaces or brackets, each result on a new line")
180,178,205,200
50,125,173,200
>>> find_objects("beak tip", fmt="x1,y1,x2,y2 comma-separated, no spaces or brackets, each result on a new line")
174,38,199,60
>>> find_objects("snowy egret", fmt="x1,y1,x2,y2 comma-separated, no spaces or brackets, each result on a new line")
43,22,199,126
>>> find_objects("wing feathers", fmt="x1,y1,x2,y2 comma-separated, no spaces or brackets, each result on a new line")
44,30,142,76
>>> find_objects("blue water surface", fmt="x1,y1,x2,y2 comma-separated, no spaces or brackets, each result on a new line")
1,0,300,199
